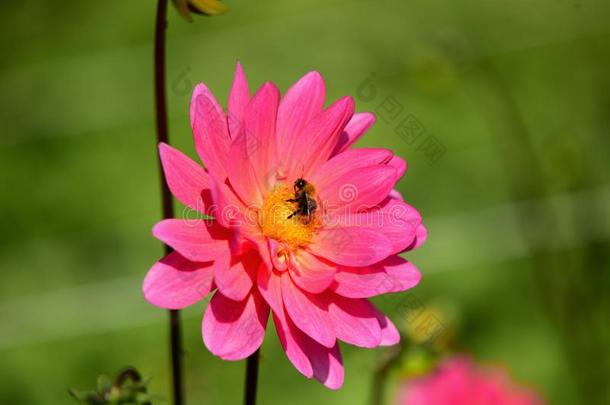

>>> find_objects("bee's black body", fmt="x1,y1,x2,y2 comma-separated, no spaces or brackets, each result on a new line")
287,178,317,223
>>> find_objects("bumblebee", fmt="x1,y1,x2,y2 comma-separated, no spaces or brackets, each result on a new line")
287,178,317,223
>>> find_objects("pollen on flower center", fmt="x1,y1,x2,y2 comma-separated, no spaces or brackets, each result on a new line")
258,183,320,248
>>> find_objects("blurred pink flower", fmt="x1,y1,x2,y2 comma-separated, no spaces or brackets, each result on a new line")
143,62,426,389
399,356,545,405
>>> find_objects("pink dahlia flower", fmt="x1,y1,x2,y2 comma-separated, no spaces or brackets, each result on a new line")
398,356,545,405
143,63,426,389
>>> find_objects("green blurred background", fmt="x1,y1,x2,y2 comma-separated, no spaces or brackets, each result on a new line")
1,0,609,404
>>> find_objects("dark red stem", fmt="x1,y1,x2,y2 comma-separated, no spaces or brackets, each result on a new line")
154,1,184,404
244,349,260,405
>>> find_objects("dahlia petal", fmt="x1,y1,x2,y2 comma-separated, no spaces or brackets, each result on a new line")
209,177,256,247
208,176,252,231
226,82,284,206
240,82,281,194
213,251,255,302
272,313,314,378
258,268,316,378
389,189,404,201
268,239,289,271
202,290,269,361
289,250,337,294
143,252,214,309
276,71,325,164
152,219,229,263
301,335,344,390
225,135,262,206
287,96,355,179
311,147,393,188
375,313,401,346
190,84,230,180
317,165,398,213
246,233,273,272
309,227,393,267
332,112,376,155
158,143,212,212
227,62,250,138
275,311,344,389
281,274,336,348
327,207,419,255
257,266,284,316
332,256,421,298
376,197,423,252
373,218,418,254
321,345,344,390
377,196,422,224
409,224,428,251
326,295,382,348
388,155,407,178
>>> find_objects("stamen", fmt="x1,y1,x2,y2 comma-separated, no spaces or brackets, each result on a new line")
258,183,320,249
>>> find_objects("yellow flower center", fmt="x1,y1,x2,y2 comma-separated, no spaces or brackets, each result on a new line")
258,183,321,249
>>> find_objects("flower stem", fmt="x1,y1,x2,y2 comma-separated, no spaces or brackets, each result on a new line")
154,0,184,404
244,350,260,405
369,342,405,405
168,309,184,405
